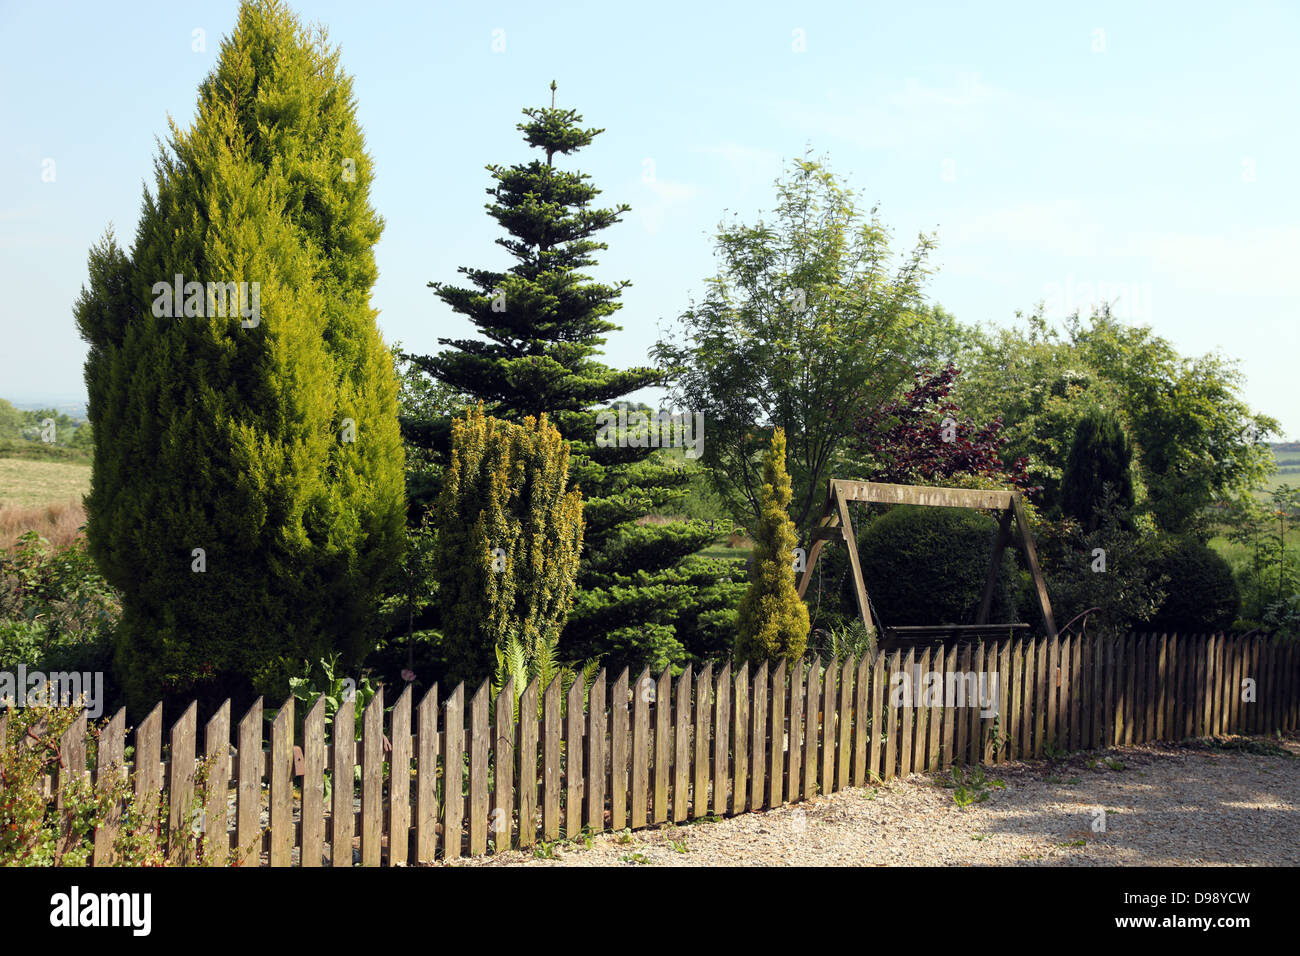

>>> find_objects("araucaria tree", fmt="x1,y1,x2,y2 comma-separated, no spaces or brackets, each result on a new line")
406,85,744,675
735,430,810,666
433,405,584,686
74,0,405,711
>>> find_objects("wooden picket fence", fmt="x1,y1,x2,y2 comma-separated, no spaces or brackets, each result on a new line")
5,630,1299,866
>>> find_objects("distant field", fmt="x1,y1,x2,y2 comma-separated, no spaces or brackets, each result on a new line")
0,456,91,508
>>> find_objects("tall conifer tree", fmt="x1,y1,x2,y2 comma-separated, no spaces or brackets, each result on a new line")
406,84,744,674
74,0,405,711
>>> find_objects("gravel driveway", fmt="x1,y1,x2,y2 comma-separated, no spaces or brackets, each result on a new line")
446,734,1300,866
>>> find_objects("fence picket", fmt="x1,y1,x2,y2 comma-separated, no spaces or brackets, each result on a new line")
884,650,900,778
821,657,837,793
632,668,650,827
416,684,439,861
654,668,672,824
898,650,914,778
954,645,970,766
300,695,325,868
803,657,819,796
713,663,730,815
674,665,691,822
750,662,767,810
788,659,805,799
94,707,127,866
927,646,943,770
445,683,466,857
542,677,561,841
869,652,885,779
732,663,749,813
390,686,413,864
854,655,871,784
471,681,491,855
360,689,383,867
770,661,787,807
695,664,712,818
587,670,606,834
328,696,351,867
493,679,517,852
565,677,584,840
609,669,628,832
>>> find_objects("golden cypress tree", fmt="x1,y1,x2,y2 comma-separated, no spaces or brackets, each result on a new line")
434,405,584,685
735,429,810,666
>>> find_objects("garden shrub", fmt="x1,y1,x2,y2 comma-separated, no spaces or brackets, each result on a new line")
1147,536,1241,634
853,505,1017,627
734,429,810,667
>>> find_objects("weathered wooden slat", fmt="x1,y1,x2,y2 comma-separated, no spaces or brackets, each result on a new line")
444,683,466,857
898,649,914,778
653,668,672,825
586,671,605,834
232,699,260,866
135,702,164,831
268,697,294,867
57,710,87,854
997,641,1011,762
833,479,1012,510
750,662,767,810
1163,634,1177,742
1249,636,1263,734
565,677,585,840
972,641,988,766
415,685,439,861
927,646,943,770
913,648,930,769
470,681,492,854
821,657,837,793
732,663,749,813
359,689,383,867
713,663,730,815
1007,640,1021,761
1071,634,1083,752
299,696,325,868
854,655,871,784
94,707,127,866
884,650,900,778
329,696,352,867
803,656,820,795
609,670,628,831
542,677,561,841
515,680,537,848
631,668,651,828
837,656,853,789
770,660,787,807
694,664,712,817
953,644,970,766
389,686,413,864
1056,636,1071,753
788,659,805,799
675,665,692,822
1156,635,1168,741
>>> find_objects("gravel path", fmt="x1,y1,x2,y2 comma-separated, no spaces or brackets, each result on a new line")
446,734,1300,867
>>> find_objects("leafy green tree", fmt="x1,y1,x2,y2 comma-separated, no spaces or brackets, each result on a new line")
433,404,584,686
734,429,810,666
74,0,405,711
955,306,1278,533
654,154,938,539
1060,408,1135,531
406,86,743,675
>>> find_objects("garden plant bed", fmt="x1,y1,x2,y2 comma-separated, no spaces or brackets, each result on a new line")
444,733,1300,867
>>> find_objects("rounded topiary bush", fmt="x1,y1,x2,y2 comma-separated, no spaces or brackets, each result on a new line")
1147,536,1241,634
850,505,1017,627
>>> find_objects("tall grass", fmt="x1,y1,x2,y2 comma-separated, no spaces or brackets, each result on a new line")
0,500,86,551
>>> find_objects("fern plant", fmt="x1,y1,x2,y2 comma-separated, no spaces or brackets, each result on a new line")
493,629,599,721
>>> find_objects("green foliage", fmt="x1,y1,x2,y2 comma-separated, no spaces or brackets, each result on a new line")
269,654,375,796
0,533,120,700
734,430,810,667
954,306,1278,533
654,153,938,537
1038,487,1166,640
1147,536,1241,634
0,704,216,866
74,1,405,712
855,505,1017,627
809,617,877,662
1060,408,1135,530
434,405,584,687
493,630,598,722
406,89,740,677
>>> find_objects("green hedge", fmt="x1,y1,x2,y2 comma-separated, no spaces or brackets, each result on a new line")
850,505,1017,627
1148,536,1241,634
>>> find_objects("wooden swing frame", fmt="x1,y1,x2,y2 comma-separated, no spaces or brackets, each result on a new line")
796,479,1058,640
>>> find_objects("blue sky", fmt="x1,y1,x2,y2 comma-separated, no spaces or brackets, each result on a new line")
2,0,1296,437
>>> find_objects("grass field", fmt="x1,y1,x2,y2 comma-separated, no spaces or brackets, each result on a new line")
0,456,91,508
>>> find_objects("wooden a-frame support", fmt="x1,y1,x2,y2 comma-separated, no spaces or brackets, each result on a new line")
796,479,1058,639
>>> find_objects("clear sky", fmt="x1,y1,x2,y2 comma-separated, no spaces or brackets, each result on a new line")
2,0,1296,437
